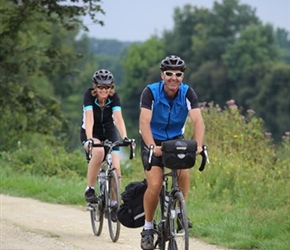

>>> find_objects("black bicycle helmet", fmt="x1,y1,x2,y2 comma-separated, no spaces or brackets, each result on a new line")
92,69,115,85
160,55,186,72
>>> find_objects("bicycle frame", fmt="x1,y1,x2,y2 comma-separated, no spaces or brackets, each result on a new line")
154,168,188,249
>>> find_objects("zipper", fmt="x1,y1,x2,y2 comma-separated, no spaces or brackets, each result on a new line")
164,106,171,139
95,98,112,134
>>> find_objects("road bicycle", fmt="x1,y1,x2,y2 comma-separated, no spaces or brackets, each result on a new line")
86,139,135,242
147,140,209,250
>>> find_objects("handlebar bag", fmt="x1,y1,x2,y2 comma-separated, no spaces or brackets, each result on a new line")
161,140,197,169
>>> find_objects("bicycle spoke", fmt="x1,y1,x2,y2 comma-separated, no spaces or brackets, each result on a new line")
106,169,121,242
168,191,189,250
153,192,166,249
88,184,104,236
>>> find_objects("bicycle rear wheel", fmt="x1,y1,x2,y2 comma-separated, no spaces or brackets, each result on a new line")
89,185,104,236
106,169,121,242
167,191,189,250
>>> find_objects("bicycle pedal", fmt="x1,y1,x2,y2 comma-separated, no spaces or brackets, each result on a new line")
86,204,94,211
87,202,99,209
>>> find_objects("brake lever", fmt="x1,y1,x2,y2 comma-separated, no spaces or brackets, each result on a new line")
199,145,209,171
129,139,136,159
88,140,93,160
146,144,154,171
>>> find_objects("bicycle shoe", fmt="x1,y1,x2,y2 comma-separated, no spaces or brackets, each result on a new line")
177,213,192,231
140,229,154,250
85,188,98,203
110,204,118,222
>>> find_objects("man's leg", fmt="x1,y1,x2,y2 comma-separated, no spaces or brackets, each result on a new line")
141,166,163,249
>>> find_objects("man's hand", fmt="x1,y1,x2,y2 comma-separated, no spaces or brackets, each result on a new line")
153,146,162,157
196,146,203,154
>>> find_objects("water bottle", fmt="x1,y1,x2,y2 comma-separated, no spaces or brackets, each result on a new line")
170,209,176,219
98,169,106,193
163,191,169,217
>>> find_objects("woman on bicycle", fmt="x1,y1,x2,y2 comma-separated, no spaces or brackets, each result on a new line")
80,69,130,205
139,55,205,249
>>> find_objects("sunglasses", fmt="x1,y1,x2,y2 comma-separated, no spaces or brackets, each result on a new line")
163,71,184,78
96,85,112,90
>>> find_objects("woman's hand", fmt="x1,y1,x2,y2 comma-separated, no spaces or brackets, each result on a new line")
83,138,94,153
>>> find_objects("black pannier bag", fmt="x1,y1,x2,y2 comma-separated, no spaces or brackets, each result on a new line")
161,140,197,169
117,179,147,228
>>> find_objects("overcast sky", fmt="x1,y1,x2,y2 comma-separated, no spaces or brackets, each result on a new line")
83,0,290,41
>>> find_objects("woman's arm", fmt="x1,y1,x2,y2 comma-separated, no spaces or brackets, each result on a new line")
85,109,94,139
113,110,127,139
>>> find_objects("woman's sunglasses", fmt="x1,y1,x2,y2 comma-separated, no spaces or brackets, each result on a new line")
163,71,184,78
96,85,112,90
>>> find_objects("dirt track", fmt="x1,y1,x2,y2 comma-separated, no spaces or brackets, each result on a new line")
1,194,229,250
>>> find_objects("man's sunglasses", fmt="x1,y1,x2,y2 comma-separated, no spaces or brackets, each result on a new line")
96,85,112,90
163,71,184,78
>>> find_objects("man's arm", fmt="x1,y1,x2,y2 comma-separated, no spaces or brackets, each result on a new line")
139,108,155,147
188,108,205,153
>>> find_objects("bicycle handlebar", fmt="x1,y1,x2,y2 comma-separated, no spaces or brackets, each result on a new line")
147,142,209,171
88,139,136,160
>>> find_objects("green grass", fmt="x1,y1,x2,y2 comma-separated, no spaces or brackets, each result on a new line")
0,165,85,205
1,162,289,250
187,202,290,249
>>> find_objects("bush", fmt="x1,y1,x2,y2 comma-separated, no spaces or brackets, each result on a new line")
183,102,290,209
0,135,87,180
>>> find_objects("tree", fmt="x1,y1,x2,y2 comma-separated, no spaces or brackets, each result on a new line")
120,37,165,139
223,24,280,81
275,28,290,64
0,0,104,150
120,0,289,141
241,63,290,140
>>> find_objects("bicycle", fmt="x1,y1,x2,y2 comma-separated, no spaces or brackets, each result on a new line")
147,140,209,250
86,139,135,242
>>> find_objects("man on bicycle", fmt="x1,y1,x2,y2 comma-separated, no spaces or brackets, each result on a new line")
139,55,205,249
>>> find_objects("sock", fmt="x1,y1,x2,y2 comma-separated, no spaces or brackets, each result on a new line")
111,200,117,206
144,220,153,230
86,186,94,191
176,207,181,214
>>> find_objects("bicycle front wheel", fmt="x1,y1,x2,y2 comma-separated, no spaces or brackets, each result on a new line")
106,169,121,242
152,193,166,250
167,191,189,250
89,186,104,236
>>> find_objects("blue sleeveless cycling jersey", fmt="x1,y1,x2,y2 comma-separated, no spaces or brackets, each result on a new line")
147,82,191,141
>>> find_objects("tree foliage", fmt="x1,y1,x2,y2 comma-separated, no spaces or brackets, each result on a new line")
120,37,165,138
1,0,289,152
121,0,290,140
0,0,104,150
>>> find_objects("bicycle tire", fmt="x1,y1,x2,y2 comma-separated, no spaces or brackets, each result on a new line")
89,184,104,236
167,190,189,250
106,169,121,242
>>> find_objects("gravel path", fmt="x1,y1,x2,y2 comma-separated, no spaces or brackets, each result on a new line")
1,194,229,250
